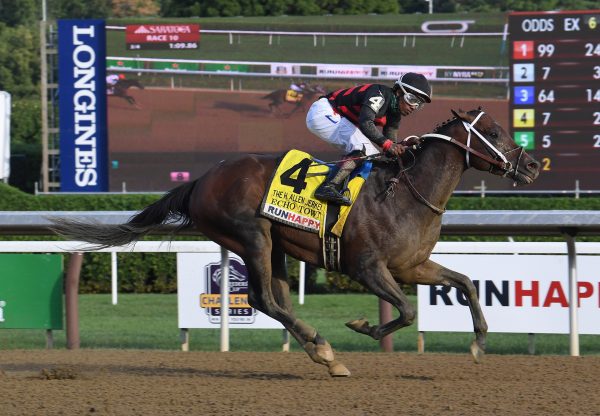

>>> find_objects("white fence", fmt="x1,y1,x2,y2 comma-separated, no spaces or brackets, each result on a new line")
106,25,506,43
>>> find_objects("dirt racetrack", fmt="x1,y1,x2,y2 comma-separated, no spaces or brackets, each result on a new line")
2,349,599,415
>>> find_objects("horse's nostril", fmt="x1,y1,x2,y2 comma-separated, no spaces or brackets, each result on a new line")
528,160,540,172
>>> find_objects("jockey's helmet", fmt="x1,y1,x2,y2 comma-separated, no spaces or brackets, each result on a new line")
394,73,432,110
118,73,126,80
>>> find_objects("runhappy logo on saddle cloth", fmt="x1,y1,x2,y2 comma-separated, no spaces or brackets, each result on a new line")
261,150,371,237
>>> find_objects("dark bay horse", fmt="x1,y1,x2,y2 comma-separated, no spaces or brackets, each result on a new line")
262,84,326,117
110,79,144,108
51,109,540,377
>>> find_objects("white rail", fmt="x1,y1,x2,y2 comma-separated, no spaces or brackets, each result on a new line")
2,240,600,254
107,56,509,83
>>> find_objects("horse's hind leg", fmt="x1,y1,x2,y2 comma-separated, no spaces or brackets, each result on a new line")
400,260,488,363
247,243,350,377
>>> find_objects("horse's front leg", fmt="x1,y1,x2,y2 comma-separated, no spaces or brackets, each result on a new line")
400,259,488,363
244,232,350,377
345,258,416,340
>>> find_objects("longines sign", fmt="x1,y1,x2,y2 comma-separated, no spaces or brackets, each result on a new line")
58,20,108,192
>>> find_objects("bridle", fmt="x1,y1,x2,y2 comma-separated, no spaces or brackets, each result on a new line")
386,111,525,215
421,111,524,180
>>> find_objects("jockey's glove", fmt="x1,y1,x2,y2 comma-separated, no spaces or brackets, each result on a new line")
384,142,407,158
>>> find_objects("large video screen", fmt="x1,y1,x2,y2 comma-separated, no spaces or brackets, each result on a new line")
103,22,517,192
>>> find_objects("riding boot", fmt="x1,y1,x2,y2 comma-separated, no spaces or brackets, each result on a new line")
314,158,359,206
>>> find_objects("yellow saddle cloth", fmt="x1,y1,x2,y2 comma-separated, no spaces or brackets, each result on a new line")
261,150,371,238
285,90,304,103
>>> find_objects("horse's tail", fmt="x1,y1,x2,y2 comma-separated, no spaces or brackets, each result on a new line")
50,180,198,249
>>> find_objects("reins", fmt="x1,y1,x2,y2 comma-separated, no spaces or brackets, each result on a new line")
421,111,522,180
421,132,511,171
385,111,524,215
386,155,446,215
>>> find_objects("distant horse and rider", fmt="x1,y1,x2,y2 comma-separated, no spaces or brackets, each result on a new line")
107,74,145,108
51,109,540,377
262,82,326,117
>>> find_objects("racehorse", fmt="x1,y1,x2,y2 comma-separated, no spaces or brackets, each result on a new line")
51,109,540,377
262,84,326,117
109,79,144,108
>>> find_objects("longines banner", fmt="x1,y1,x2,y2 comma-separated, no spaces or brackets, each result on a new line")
418,254,600,334
177,253,282,329
58,19,108,192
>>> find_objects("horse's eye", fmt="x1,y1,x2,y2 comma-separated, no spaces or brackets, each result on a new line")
489,131,498,139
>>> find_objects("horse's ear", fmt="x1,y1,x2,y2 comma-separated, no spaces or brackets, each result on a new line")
451,108,472,122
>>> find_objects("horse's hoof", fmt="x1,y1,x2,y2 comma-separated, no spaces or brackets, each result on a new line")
328,360,351,377
470,340,485,363
345,318,370,334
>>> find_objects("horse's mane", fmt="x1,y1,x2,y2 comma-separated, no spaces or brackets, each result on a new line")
432,116,458,134
432,107,483,134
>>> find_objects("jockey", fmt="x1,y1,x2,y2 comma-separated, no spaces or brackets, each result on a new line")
106,73,126,95
306,72,432,205
290,82,306,93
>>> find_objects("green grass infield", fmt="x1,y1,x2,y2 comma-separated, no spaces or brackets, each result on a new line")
1,294,597,355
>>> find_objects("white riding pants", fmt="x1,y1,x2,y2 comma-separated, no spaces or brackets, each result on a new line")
306,98,379,156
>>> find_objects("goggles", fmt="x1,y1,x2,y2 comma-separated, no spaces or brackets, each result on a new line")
398,82,425,110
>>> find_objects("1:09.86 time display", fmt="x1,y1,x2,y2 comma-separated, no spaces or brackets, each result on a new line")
168,42,198,49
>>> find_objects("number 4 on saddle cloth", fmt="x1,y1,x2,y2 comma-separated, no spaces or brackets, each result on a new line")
260,149,372,239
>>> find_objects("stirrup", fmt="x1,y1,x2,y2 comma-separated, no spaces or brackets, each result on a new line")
314,183,351,206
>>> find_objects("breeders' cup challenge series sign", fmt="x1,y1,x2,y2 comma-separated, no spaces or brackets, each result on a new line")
178,253,282,329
